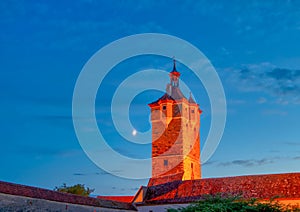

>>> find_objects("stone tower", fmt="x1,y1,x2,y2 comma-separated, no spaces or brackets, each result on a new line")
148,60,202,181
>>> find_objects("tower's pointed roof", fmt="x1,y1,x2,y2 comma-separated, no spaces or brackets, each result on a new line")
170,59,181,77
188,92,196,104
148,93,175,106
149,60,198,106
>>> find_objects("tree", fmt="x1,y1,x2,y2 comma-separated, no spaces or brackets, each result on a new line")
168,194,300,212
54,183,94,197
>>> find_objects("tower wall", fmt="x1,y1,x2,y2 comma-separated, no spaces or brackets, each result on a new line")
150,99,201,180
182,102,201,180
151,111,183,177
149,62,201,182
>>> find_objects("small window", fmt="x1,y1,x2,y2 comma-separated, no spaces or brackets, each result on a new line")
191,109,195,113
164,160,168,166
191,163,193,168
162,105,166,110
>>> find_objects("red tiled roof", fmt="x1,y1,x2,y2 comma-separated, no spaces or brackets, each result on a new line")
149,93,175,106
97,195,134,203
144,172,300,204
0,181,135,210
148,90,187,106
148,173,184,187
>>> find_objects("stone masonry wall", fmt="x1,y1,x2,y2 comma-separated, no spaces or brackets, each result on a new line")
0,181,134,211
0,193,132,212
152,118,184,177
151,100,201,181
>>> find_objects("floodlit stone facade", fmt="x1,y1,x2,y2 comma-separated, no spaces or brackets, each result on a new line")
148,61,202,182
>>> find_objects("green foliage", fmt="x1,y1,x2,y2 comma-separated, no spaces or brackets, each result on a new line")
168,194,300,212
54,183,94,196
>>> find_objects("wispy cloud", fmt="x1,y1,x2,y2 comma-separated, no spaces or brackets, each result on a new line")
0,1,168,54
73,172,109,176
261,109,287,116
16,145,82,158
224,1,300,39
225,62,300,104
284,141,300,146
207,155,300,168
73,173,85,176
176,1,300,40
257,97,267,104
218,158,276,167
227,99,246,105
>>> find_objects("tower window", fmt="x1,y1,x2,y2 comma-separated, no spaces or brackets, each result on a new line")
191,109,195,113
162,105,166,110
191,163,193,168
164,160,168,166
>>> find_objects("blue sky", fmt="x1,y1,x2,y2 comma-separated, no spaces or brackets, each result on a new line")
1,0,300,195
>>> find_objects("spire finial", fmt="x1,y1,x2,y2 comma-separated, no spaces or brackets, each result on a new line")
172,56,176,71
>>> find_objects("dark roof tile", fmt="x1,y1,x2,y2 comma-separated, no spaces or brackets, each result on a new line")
144,172,300,204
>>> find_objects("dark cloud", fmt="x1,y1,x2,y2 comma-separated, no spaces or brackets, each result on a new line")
203,156,300,168
266,68,300,95
218,158,276,167
213,155,300,168
261,109,287,116
73,172,109,176
16,145,81,158
73,173,85,176
285,141,300,146
226,63,300,104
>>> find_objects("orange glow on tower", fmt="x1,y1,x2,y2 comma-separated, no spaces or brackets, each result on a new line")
148,61,202,181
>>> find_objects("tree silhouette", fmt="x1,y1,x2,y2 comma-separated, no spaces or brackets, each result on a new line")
54,183,94,197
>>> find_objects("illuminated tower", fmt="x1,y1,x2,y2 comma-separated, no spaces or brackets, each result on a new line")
148,60,202,181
